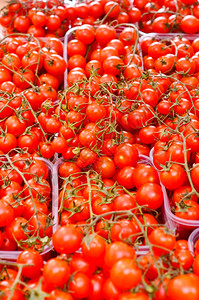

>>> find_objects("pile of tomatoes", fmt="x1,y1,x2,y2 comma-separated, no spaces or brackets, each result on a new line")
134,0,199,34
0,0,141,38
0,153,53,253
2,0,199,299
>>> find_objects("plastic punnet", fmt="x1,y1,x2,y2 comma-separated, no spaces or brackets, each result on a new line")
0,157,58,260
55,154,168,256
188,228,199,255
63,24,143,89
150,146,199,239
140,32,199,58
0,0,73,39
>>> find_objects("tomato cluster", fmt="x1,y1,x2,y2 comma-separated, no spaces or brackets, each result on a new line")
66,24,140,86
2,0,199,37
134,0,199,34
0,35,67,155
0,0,141,38
139,34,199,236
65,0,141,26
142,35,199,76
2,0,199,298
0,153,53,253
0,0,73,37
58,159,164,242
1,227,199,299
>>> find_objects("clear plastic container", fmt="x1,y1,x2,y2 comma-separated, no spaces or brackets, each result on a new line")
55,154,168,256
188,228,199,255
0,0,73,39
150,147,199,239
0,35,64,53
140,33,199,57
63,24,143,89
140,32,199,40
0,157,59,260
149,147,154,163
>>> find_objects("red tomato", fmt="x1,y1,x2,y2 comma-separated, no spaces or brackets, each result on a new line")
17,249,43,279
82,234,106,262
136,183,164,210
114,143,138,169
43,258,70,289
0,200,14,227
104,241,135,269
44,54,67,76
110,258,142,291
69,273,91,299
160,164,187,191
167,274,199,300
148,227,176,256
133,164,159,188
93,156,116,179
52,224,83,254
175,200,199,220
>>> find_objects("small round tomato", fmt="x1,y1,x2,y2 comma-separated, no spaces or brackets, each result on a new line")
167,274,199,300
44,54,67,76
96,25,116,45
93,156,116,179
67,39,87,56
0,200,14,227
51,137,67,153
103,56,124,76
171,249,193,270
69,272,91,299
69,252,97,277
14,16,30,33
17,249,43,279
110,258,142,291
110,219,139,243
75,24,95,45
160,164,187,191
116,166,135,189
133,164,159,189
104,241,135,269
181,15,199,34
173,185,198,204
113,194,137,212
18,132,39,154
46,15,61,31
52,224,83,254
6,217,28,242
43,258,70,289
114,143,138,169
32,11,47,27
59,161,80,177
13,68,35,90
148,227,176,256
0,133,17,153
82,234,106,262
86,102,106,122
175,200,199,220
136,183,164,210
4,116,26,137
2,53,21,70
